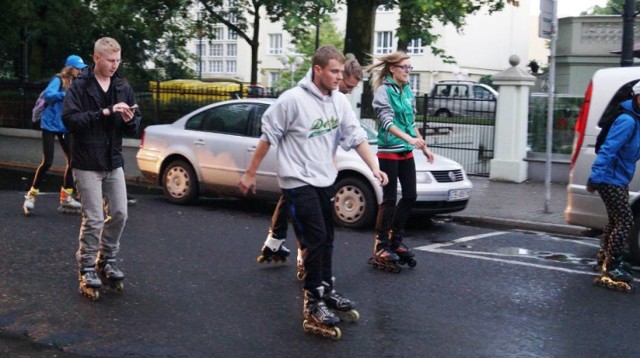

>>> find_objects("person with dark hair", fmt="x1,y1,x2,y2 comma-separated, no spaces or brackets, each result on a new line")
365,51,434,272
588,81,640,292
255,56,364,282
23,55,88,216
62,37,141,300
239,46,387,338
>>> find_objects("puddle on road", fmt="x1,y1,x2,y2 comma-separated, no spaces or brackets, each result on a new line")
496,247,595,266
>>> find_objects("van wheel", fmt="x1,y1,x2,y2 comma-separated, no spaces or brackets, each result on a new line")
162,159,199,205
630,212,640,264
333,177,376,229
435,109,452,118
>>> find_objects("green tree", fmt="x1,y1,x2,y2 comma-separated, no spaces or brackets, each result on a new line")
274,18,344,90
344,0,520,65
197,0,336,85
581,0,640,15
0,0,196,82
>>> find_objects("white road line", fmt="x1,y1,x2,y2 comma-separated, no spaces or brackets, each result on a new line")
417,231,640,282
414,231,508,251
425,249,598,276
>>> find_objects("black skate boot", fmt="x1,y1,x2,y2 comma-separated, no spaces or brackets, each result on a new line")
79,267,102,301
257,234,291,263
323,278,359,322
593,257,634,293
368,236,401,273
302,286,342,340
390,231,417,268
96,256,125,292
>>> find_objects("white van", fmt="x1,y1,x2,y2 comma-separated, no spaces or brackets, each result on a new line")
564,67,640,260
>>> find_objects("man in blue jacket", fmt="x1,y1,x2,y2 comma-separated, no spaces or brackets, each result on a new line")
62,37,141,300
588,81,640,292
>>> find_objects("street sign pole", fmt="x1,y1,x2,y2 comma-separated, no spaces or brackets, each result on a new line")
540,0,557,213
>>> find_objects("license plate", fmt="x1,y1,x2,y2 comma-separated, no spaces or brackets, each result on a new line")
448,189,469,201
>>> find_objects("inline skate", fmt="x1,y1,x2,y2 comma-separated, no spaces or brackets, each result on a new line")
302,286,342,340
96,256,125,293
593,257,634,293
593,249,606,272
367,237,401,273
296,248,307,281
57,187,82,215
256,234,290,263
323,278,359,322
390,232,417,268
79,267,102,301
22,187,38,216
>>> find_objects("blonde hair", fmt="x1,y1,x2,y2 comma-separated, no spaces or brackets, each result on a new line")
366,51,410,92
57,66,77,89
344,56,363,81
94,37,121,56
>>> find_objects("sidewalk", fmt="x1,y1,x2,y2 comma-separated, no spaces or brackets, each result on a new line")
0,128,586,236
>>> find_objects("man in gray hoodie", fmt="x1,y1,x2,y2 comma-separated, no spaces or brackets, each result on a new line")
239,46,387,336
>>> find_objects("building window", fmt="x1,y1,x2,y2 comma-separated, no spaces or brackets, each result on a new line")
211,27,224,41
209,60,223,73
226,60,237,73
407,39,424,54
409,73,420,95
269,34,283,55
209,44,223,57
268,72,280,88
375,31,393,54
228,29,238,40
227,44,237,57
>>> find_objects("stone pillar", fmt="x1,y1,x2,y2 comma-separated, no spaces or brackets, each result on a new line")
490,55,536,183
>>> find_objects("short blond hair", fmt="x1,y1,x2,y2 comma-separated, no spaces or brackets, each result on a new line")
94,37,121,55
344,56,363,81
312,45,345,68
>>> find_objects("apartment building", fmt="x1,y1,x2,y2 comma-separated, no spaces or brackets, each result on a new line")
188,1,532,95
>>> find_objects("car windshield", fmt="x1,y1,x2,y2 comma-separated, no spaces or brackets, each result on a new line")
359,120,378,143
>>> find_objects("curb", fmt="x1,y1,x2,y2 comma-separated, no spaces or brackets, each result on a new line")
450,214,589,237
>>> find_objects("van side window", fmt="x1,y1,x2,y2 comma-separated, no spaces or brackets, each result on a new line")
597,81,637,128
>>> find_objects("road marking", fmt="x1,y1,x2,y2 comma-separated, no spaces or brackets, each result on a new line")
414,231,508,251
415,231,638,280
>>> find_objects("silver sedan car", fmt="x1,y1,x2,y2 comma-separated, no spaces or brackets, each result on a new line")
136,99,472,228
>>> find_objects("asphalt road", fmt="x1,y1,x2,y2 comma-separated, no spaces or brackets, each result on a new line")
1,179,640,356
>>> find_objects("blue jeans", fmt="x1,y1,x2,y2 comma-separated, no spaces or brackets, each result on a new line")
73,168,128,268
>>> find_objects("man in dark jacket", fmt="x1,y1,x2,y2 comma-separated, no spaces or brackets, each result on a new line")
62,37,140,300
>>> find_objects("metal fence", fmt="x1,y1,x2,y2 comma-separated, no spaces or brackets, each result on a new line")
360,89,496,176
0,80,281,137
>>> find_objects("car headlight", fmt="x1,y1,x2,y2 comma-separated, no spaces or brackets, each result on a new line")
415,171,432,184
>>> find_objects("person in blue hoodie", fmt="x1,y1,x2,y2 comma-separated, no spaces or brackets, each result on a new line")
23,55,87,216
239,46,387,338
588,81,640,291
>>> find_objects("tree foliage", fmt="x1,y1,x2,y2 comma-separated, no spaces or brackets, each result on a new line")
197,0,336,84
344,0,520,65
581,0,640,15
0,0,196,82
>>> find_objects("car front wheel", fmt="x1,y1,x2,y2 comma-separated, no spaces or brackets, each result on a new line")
162,159,199,205
333,177,376,229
